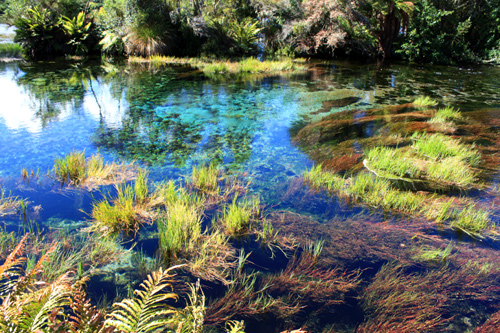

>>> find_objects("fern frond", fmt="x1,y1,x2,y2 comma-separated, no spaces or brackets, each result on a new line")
105,266,183,333
0,235,27,299
17,272,72,332
69,278,109,333
13,242,57,296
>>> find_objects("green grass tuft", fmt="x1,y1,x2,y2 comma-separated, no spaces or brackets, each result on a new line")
222,196,258,236
189,162,220,194
412,133,481,166
157,199,202,257
0,43,24,58
412,96,438,107
365,146,420,179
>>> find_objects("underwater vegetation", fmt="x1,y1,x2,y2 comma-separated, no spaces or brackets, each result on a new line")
298,96,495,237
304,165,491,236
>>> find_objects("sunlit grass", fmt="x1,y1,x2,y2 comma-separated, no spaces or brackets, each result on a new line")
189,162,220,195
426,157,476,187
412,96,438,107
412,133,481,166
303,164,344,192
0,188,24,217
452,205,490,235
430,106,462,122
0,43,23,58
53,150,86,184
303,166,490,236
157,199,202,257
365,146,420,178
129,55,306,74
52,150,134,187
90,171,152,235
222,196,260,236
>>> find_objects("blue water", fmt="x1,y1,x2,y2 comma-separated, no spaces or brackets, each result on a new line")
2,59,500,331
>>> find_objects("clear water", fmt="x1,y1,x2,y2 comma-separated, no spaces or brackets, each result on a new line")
2,59,500,331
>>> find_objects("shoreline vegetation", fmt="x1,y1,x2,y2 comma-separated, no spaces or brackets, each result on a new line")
1,0,500,65
128,55,309,76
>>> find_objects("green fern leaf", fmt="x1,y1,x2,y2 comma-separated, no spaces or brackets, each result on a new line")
106,266,183,333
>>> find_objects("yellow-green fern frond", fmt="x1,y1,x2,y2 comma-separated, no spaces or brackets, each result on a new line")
105,266,183,332
11,272,72,332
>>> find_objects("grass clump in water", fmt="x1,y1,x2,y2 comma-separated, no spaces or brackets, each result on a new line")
90,170,153,236
451,205,490,235
189,162,220,195
304,166,490,236
0,189,26,217
53,150,134,188
222,196,260,236
0,43,24,58
426,157,476,187
412,133,481,166
365,147,419,179
129,56,306,74
157,199,202,257
412,96,438,107
429,106,462,123
303,164,344,193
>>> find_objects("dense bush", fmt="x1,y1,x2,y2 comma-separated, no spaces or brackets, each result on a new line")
2,0,500,63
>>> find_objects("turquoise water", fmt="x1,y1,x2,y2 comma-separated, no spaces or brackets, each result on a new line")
2,59,500,331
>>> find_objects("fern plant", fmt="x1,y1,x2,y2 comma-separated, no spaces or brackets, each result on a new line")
0,236,72,333
105,266,182,332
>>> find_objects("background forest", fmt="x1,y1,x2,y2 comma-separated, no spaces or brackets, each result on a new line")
1,0,500,64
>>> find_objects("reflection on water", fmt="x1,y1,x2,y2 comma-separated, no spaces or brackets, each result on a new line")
1,59,500,331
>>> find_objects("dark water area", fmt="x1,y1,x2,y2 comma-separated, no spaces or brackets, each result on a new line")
1,59,500,331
